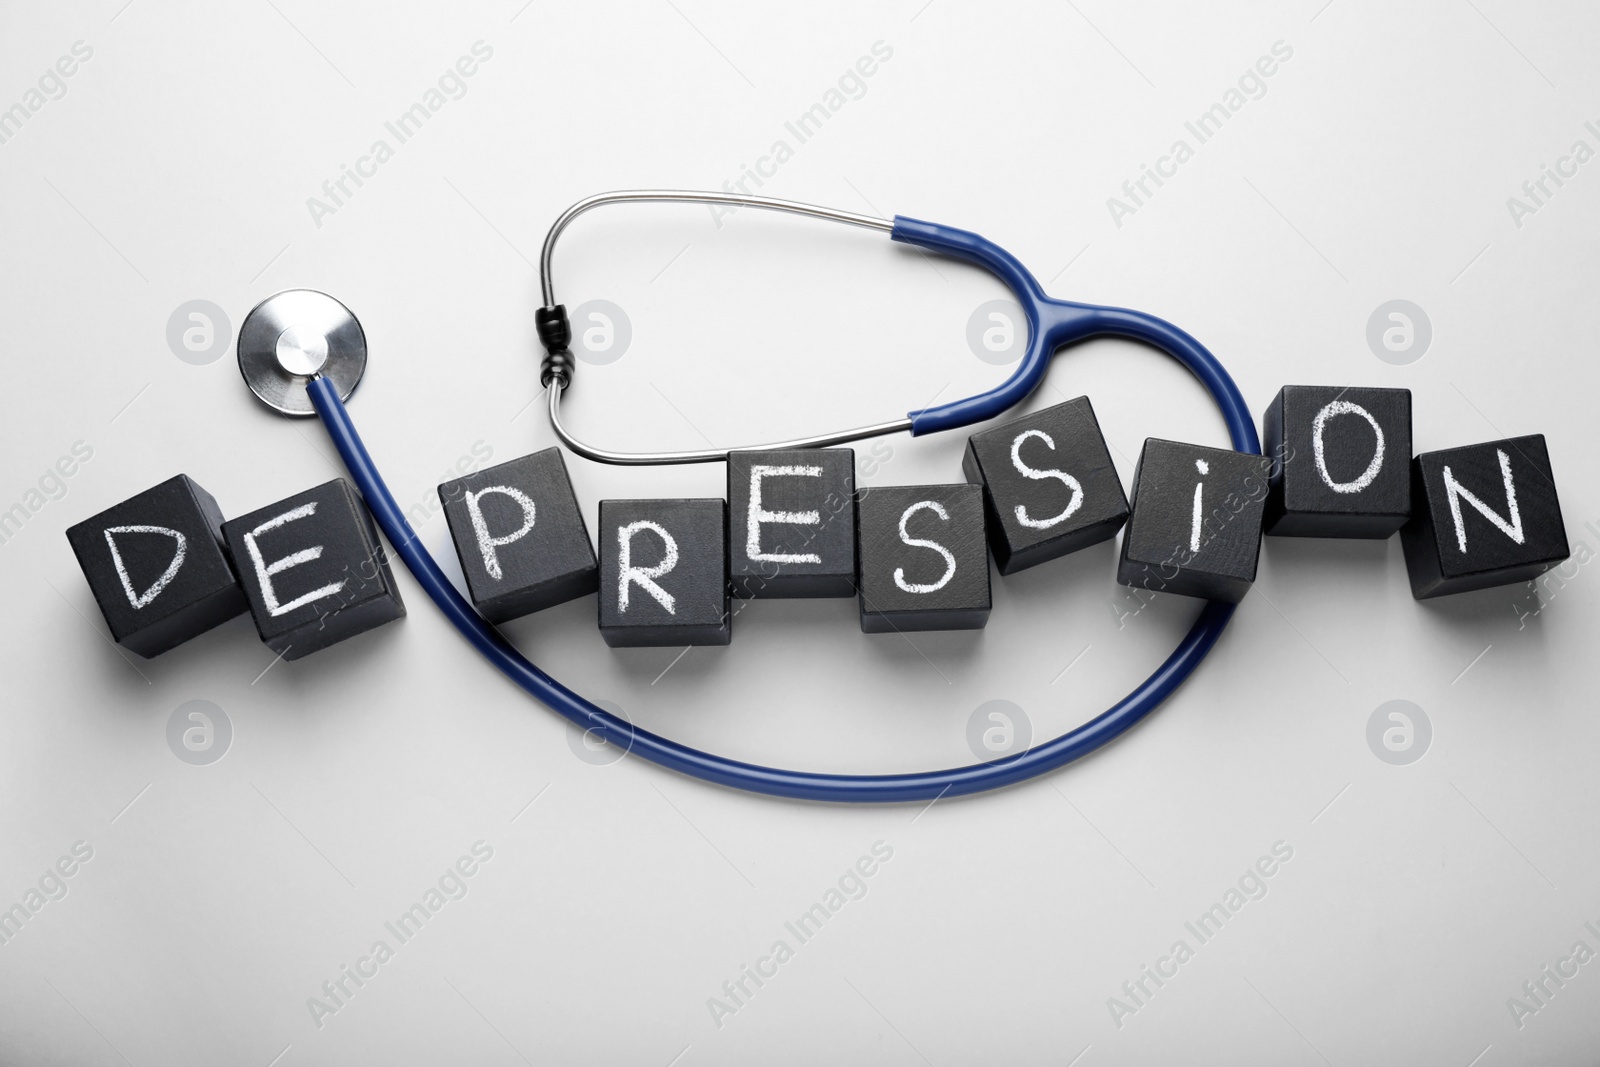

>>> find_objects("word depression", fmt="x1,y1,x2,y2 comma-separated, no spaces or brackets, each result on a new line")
66,384,1570,660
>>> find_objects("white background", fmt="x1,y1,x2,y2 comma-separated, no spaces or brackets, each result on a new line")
1,1,1597,1064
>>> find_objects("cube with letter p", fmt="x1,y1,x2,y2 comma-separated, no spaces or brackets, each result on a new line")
439,448,598,622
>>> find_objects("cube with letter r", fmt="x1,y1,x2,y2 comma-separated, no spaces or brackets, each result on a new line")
221,479,405,659
598,498,730,647
66,474,247,657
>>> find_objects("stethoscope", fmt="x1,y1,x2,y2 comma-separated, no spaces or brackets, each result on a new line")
237,190,1257,803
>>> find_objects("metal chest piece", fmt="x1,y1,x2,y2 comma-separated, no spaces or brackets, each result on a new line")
237,289,366,416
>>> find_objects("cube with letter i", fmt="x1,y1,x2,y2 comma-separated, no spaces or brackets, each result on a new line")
1400,435,1569,599
1262,385,1413,537
438,448,599,622
221,479,406,659
855,484,990,633
598,499,730,647
65,474,248,657
727,449,856,598
962,396,1129,574
1118,439,1271,603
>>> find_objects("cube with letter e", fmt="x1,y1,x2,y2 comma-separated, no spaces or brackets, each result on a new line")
727,449,856,598
221,479,405,659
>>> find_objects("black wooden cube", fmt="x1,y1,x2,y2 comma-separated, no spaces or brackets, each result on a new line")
1400,434,1569,599
221,479,405,660
1263,385,1412,537
962,396,1129,575
1118,438,1271,603
855,484,990,633
65,474,248,658
727,449,856,599
438,447,598,622
598,499,729,647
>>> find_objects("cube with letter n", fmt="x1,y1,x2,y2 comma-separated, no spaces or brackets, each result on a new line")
1400,435,1569,598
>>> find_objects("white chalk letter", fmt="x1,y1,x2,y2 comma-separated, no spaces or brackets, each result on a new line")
465,486,537,580
1190,458,1209,554
893,501,957,594
1312,400,1385,493
618,520,679,613
103,525,187,608
1442,449,1524,554
242,502,347,617
747,465,822,564
1009,429,1083,530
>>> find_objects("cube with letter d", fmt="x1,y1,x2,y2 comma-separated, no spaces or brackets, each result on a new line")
66,474,247,657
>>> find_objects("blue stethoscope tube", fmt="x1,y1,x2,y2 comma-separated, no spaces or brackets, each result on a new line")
307,215,1256,803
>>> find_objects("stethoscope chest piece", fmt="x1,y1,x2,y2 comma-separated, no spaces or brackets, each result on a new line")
238,289,366,416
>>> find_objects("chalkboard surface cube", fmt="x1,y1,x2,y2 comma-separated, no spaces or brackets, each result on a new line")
438,447,598,622
855,484,990,633
962,396,1129,574
598,499,730,647
1400,435,1569,599
727,449,856,598
65,474,248,658
1118,438,1270,603
1263,385,1412,538
221,479,405,660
